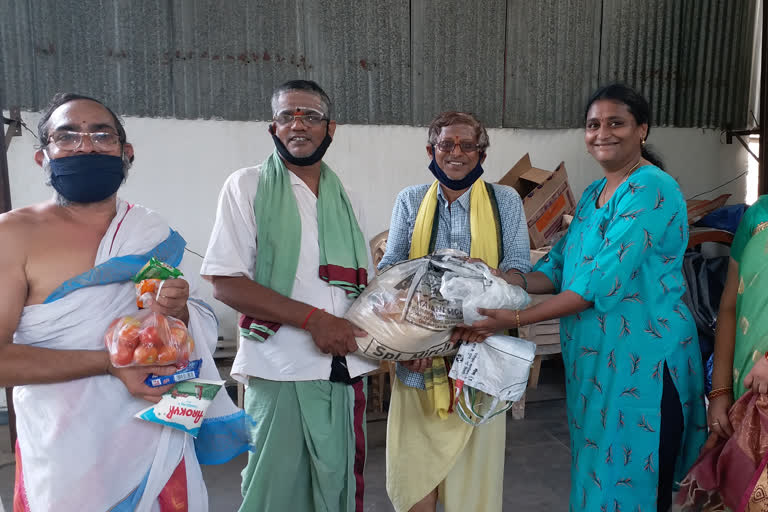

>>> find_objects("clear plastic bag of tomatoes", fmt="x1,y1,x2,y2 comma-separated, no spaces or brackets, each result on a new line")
105,309,194,368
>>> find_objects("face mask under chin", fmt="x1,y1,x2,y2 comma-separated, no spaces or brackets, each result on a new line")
269,125,333,167
428,148,485,191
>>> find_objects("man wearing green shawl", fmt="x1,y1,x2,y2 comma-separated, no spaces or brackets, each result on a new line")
201,80,377,511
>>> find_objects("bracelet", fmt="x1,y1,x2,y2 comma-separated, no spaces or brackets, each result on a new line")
512,271,528,291
707,387,733,400
515,310,521,329
301,307,321,330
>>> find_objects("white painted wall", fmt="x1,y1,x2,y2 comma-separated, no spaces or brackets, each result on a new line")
5,112,749,339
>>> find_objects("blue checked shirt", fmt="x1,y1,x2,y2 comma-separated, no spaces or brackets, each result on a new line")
378,182,532,389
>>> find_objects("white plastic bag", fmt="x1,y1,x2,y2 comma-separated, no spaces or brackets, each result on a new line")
449,335,537,425
346,251,530,360
439,261,530,325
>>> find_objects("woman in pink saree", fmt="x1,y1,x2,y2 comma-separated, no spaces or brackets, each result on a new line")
678,196,768,511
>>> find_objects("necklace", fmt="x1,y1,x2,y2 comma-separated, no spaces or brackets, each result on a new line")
598,159,643,206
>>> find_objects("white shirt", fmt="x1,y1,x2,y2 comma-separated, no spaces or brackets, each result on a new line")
201,165,378,383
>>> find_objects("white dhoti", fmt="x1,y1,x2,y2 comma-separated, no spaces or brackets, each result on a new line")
12,200,243,511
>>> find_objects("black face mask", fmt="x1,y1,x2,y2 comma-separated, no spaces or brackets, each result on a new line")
269,124,332,167
428,146,485,190
47,153,125,203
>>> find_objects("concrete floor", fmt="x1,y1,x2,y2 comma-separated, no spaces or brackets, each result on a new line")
0,362,573,511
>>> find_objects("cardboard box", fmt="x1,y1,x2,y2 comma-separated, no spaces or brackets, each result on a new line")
498,154,577,249
530,247,550,266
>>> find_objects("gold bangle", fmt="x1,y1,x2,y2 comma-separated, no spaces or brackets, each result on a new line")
707,387,733,400
515,310,521,329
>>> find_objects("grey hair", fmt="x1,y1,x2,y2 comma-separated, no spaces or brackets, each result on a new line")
270,80,332,118
37,93,132,163
426,111,490,151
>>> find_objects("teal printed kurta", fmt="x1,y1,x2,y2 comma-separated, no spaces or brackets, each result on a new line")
535,165,706,511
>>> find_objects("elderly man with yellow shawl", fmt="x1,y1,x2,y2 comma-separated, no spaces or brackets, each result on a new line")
378,111,531,512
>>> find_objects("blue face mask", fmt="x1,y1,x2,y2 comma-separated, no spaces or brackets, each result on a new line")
47,154,125,203
428,146,485,190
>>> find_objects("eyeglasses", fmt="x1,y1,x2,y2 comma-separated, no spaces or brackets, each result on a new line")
48,130,121,151
273,108,328,126
435,140,481,153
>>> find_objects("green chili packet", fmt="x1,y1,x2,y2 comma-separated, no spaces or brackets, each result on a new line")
132,257,183,283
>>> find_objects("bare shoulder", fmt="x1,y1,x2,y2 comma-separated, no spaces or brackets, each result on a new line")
0,203,50,232
0,205,47,330
0,203,53,257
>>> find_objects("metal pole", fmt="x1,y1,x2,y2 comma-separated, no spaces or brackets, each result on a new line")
0,110,12,213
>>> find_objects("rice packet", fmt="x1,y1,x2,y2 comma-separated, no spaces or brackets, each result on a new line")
136,378,224,437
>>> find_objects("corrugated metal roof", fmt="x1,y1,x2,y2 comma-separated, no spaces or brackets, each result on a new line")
169,0,305,120
504,0,602,128
0,0,757,129
300,0,411,124
410,0,507,127
599,0,756,128
22,0,175,117
0,0,37,109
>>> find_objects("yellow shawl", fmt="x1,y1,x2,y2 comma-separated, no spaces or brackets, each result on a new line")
408,180,500,418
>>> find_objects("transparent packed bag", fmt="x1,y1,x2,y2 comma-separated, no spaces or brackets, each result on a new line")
104,258,195,368
449,334,537,425
345,250,530,360
104,309,194,368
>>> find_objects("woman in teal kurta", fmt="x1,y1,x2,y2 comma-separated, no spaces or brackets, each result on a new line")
533,164,706,510
460,84,706,511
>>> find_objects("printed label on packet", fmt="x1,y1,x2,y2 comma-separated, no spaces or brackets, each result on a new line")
135,378,224,437
144,359,202,388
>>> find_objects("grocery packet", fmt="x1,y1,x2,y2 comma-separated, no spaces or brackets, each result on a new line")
136,378,224,437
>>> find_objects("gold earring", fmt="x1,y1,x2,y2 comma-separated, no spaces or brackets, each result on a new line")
641,138,646,146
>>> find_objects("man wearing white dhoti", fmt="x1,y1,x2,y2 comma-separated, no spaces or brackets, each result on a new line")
0,93,247,512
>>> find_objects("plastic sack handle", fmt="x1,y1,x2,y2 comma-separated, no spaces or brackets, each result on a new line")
455,387,513,426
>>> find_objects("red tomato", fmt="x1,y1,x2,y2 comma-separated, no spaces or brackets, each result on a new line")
139,326,163,347
112,345,134,366
133,344,158,365
105,317,120,338
169,327,187,347
118,325,140,347
157,345,178,364
118,331,140,349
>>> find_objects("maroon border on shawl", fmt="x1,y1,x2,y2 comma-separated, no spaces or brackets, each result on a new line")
352,379,366,512
109,203,134,255
318,264,368,292
238,314,282,337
